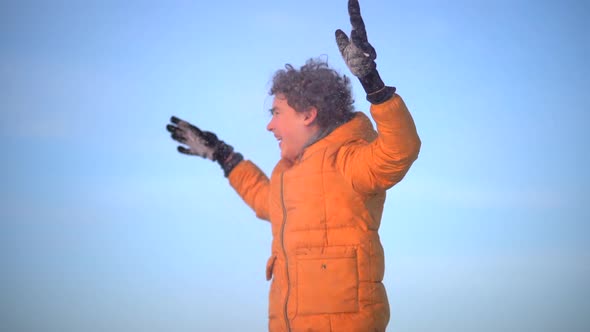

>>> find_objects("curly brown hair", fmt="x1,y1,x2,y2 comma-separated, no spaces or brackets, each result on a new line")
269,58,355,130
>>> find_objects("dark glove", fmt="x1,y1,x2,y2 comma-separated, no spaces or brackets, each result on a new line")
166,116,243,177
335,0,396,104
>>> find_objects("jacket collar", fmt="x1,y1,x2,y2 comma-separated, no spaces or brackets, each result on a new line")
287,111,377,165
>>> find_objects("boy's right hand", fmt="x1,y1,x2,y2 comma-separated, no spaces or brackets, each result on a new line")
166,116,219,160
166,116,244,177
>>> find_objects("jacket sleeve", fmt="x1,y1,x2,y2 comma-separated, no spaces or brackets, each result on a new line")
228,160,271,221
336,94,421,194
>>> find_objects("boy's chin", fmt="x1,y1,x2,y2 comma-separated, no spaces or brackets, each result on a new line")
281,151,295,162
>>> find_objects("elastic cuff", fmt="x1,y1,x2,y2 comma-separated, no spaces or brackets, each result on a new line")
213,141,244,177
367,86,396,104
358,70,396,104
220,152,244,177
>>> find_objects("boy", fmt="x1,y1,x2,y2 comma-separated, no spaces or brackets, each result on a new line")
166,1,420,331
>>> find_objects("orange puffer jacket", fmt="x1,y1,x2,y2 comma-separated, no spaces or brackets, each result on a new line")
229,94,421,332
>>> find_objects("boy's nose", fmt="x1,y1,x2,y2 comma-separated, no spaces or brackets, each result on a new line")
266,119,274,132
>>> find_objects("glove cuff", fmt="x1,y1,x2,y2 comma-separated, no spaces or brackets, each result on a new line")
220,152,244,177
358,69,396,104
214,142,244,177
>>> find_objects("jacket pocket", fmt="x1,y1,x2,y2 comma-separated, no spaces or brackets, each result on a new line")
266,255,277,281
295,246,359,315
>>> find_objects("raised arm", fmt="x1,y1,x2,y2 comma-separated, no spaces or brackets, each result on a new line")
166,116,270,220
228,161,271,221
335,0,421,193
337,95,420,194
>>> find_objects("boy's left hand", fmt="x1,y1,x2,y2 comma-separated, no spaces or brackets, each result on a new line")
335,0,377,78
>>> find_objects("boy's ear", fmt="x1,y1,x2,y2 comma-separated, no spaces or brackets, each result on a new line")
303,107,318,126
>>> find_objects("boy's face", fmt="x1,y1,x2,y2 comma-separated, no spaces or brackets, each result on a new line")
266,94,318,162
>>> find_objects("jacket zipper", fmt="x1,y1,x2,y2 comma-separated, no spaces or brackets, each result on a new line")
280,172,291,331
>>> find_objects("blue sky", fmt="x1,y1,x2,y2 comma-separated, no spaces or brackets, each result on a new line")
1,0,589,331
